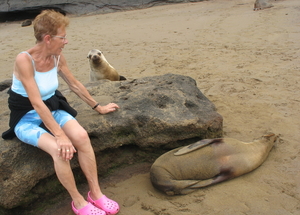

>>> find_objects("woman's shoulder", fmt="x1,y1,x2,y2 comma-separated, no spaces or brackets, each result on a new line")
14,50,36,76
57,53,69,72
16,51,32,62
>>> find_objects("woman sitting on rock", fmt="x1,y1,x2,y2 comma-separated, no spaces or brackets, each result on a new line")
2,10,120,215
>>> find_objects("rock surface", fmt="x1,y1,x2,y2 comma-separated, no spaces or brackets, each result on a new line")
0,73,223,209
0,0,204,15
0,79,11,91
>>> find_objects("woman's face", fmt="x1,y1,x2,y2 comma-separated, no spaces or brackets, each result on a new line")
50,27,68,55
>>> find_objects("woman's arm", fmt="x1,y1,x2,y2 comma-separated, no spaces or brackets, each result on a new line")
58,54,119,114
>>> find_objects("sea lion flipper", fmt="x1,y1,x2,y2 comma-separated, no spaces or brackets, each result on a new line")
167,178,219,195
174,139,215,156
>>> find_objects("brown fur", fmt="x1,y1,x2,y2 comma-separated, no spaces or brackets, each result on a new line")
87,49,120,81
150,133,277,195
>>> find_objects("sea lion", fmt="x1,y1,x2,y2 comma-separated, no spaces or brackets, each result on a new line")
254,0,274,11
150,133,277,195
87,49,126,81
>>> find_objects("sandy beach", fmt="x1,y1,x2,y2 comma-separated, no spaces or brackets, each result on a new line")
0,0,299,214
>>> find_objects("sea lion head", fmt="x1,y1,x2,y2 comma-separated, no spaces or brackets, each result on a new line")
87,49,105,65
257,132,278,150
261,133,277,142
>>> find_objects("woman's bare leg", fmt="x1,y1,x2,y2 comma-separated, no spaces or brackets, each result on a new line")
38,132,87,209
62,119,103,201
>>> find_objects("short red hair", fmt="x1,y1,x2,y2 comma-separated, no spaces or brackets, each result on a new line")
33,10,69,42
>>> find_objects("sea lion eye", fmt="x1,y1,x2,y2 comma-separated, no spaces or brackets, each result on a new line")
98,52,101,56
87,55,91,59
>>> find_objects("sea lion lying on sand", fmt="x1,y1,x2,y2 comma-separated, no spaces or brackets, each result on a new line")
87,49,126,81
150,133,277,195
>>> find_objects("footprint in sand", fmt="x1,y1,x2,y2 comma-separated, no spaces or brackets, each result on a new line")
122,195,140,207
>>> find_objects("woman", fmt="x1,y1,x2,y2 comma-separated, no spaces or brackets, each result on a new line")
2,10,120,215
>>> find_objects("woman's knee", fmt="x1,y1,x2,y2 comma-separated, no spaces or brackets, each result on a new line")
75,129,89,143
68,127,91,149
62,120,93,151
63,121,89,142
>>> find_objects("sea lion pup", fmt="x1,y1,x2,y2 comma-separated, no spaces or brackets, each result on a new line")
87,49,126,81
150,133,277,195
254,0,274,10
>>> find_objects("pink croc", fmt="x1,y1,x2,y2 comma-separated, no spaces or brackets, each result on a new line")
71,201,106,215
87,192,120,215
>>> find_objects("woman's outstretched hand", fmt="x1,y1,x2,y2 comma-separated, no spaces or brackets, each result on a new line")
95,103,120,114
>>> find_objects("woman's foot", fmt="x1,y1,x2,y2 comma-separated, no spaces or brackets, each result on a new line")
87,191,120,215
71,201,106,215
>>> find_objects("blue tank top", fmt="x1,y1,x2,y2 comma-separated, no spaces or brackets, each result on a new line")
11,51,59,100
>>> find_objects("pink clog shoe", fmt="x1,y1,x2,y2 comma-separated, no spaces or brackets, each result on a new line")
87,192,119,215
71,201,106,215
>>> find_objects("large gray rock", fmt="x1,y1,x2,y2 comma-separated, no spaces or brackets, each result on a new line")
0,73,223,209
0,0,204,15
0,79,11,91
